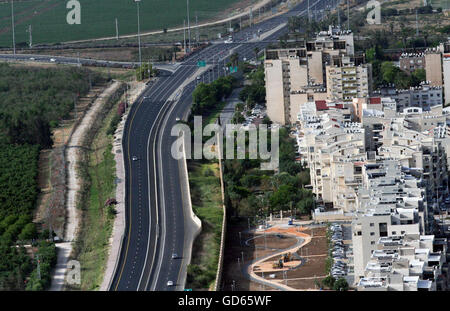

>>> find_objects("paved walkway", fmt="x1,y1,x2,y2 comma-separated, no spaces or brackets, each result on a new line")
241,228,312,291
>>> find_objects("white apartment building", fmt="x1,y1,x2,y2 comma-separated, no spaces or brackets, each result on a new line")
352,160,426,281
357,234,447,291
298,100,365,212
264,27,356,125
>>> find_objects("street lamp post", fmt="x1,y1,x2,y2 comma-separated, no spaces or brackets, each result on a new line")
11,0,15,56
135,0,142,73
187,0,191,53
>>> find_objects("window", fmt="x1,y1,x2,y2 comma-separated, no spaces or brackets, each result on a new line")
370,223,374,227
370,232,375,236
371,241,375,245
392,231,397,235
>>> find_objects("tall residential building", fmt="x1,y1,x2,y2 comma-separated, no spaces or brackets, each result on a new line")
425,48,443,87
264,27,355,125
298,100,364,211
326,55,372,103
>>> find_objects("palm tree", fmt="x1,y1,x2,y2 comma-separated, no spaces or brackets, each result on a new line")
230,52,239,67
253,47,260,61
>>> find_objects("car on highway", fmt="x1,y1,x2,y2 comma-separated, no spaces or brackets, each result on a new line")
50,58,56,62
175,117,180,122
29,57,35,61
167,280,174,287
171,253,178,259
132,156,138,161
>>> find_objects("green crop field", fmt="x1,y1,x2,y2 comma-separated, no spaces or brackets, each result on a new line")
0,0,244,47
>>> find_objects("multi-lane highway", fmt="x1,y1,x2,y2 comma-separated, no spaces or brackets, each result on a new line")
109,0,335,291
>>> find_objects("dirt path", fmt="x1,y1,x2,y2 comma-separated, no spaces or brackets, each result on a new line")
50,81,122,291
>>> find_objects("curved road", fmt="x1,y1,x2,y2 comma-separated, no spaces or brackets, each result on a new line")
109,0,334,291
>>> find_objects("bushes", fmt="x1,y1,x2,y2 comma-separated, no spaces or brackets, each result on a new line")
191,76,236,117
333,278,349,291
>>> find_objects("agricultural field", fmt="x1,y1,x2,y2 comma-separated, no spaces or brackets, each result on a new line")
0,0,248,47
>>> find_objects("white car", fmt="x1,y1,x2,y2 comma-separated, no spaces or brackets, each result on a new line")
132,156,138,161
175,117,180,122
167,280,174,286
50,58,56,62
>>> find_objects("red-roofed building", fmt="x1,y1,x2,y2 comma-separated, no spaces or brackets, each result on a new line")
369,97,381,105
315,100,328,111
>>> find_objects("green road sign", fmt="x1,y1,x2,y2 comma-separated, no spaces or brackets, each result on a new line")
229,66,238,73
197,60,206,67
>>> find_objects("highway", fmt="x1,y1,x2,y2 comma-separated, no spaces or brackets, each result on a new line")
109,0,335,291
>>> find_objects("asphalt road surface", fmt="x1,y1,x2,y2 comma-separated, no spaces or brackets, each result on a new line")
108,0,335,291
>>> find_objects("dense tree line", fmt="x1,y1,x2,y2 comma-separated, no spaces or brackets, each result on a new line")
239,67,266,107
224,128,314,218
191,76,236,118
0,64,104,290
366,46,426,89
0,63,105,147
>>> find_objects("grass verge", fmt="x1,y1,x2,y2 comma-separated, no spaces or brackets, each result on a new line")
186,161,224,290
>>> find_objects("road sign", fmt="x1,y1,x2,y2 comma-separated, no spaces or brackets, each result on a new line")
184,288,192,291
229,66,238,73
197,60,206,67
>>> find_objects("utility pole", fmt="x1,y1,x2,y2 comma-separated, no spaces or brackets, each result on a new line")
338,5,341,28
11,0,15,56
36,254,41,280
308,0,310,22
183,19,186,52
27,25,32,48
187,0,191,53
74,95,77,120
347,0,350,30
195,13,199,45
416,9,419,36
115,18,119,40
135,0,142,70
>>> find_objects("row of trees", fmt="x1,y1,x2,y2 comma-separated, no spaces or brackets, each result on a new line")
239,67,266,107
191,76,236,118
0,144,58,289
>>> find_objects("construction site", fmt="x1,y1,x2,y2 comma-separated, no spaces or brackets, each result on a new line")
222,218,329,291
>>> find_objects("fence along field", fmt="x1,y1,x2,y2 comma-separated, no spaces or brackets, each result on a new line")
0,0,243,47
